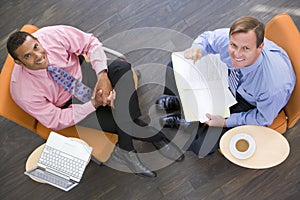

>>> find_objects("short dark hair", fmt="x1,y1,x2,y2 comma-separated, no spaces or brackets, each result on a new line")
7,31,35,60
229,16,265,48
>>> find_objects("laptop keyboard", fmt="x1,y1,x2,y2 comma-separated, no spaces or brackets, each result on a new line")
39,145,86,180
29,168,76,190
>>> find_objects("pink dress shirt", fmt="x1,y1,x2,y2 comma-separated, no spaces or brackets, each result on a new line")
10,25,108,130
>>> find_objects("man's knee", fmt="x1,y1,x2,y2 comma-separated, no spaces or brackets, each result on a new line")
109,59,131,73
108,59,133,86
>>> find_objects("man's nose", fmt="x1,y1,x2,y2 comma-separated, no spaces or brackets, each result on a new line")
34,51,43,59
234,48,243,57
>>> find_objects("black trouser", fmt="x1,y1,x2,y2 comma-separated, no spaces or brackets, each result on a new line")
163,61,180,96
95,59,165,151
163,61,255,157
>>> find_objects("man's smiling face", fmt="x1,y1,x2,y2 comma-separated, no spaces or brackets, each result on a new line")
228,30,264,69
14,36,49,70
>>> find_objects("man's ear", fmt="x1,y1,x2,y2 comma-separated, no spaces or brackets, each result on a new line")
258,42,264,49
15,59,25,67
257,42,264,54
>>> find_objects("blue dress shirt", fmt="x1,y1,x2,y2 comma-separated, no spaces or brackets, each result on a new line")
193,28,296,127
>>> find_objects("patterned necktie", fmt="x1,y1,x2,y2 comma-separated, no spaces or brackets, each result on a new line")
228,69,242,97
47,66,92,103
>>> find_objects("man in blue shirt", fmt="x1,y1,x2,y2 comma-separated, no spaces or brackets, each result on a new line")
157,16,296,157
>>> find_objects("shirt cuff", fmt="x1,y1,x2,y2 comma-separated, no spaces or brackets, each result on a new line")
86,101,96,112
72,101,96,125
97,68,107,75
225,114,240,128
95,64,108,75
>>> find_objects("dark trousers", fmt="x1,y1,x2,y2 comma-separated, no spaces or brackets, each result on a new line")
95,59,165,151
163,61,255,157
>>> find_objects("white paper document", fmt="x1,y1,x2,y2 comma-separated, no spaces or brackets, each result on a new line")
171,52,237,122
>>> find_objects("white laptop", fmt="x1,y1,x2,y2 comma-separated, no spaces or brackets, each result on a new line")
24,131,93,191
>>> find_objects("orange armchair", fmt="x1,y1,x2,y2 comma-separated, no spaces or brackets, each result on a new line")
266,14,300,133
0,24,118,162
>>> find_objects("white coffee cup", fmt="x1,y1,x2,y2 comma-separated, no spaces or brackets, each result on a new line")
229,133,256,160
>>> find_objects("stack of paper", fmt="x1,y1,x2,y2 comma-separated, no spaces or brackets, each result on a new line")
171,52,236,123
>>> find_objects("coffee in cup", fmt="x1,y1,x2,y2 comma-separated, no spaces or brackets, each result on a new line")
235,139,249,152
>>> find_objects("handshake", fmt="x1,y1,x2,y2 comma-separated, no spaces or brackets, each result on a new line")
91,70,116,109
184,48,202,63
93,89,116,108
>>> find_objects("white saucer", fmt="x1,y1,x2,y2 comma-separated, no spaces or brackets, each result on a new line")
229,133,256,160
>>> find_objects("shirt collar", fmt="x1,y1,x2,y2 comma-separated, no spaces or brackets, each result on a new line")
240,53,263,76
23,65,48,77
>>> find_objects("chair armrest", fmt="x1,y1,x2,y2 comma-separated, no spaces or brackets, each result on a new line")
103,46,126,60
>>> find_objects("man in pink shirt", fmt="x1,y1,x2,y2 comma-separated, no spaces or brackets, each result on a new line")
7,25,184,178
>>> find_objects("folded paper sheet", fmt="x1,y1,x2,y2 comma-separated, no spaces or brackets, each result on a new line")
171,52,236,122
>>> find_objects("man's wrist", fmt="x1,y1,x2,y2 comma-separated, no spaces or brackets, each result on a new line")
91,98,97,108
97,69,107,76
223,119,226,127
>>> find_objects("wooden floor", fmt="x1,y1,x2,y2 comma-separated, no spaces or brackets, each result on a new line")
1,0,300,199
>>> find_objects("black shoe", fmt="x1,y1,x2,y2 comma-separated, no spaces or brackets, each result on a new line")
156,95,181,111
160,114,190,129
152,138,184,162
133,118,148,127
109,147,157,178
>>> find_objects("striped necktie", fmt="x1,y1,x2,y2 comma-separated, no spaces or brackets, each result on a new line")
228,69,242,97
47,66,93,103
